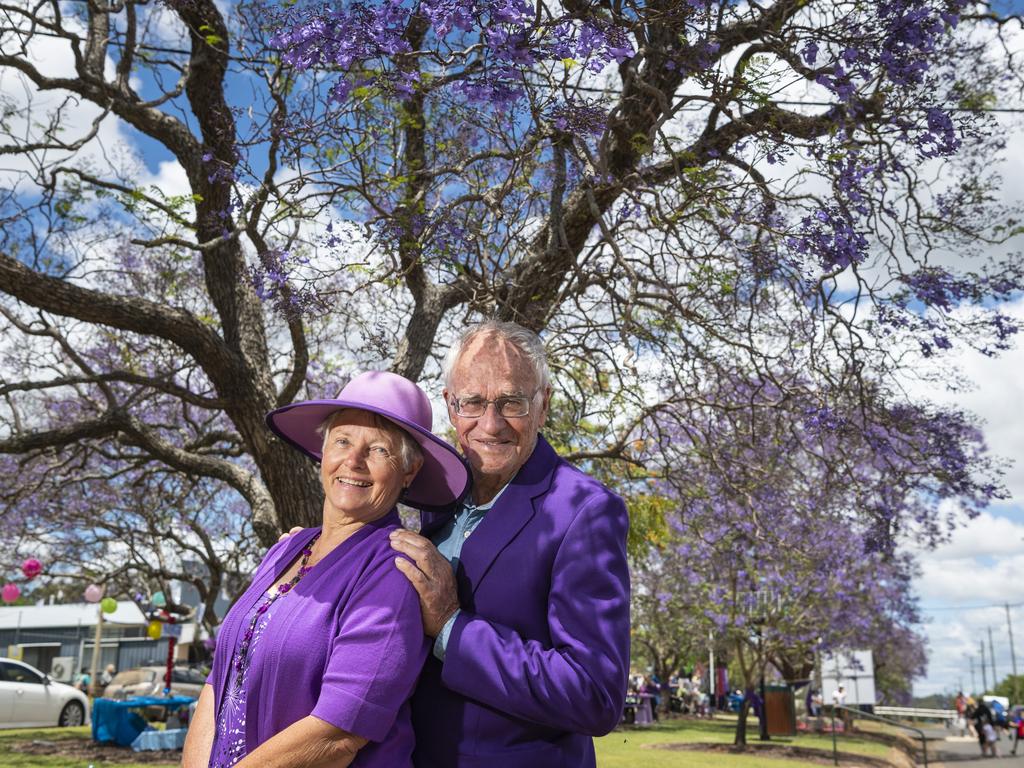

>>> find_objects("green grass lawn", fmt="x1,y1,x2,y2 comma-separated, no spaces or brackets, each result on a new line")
595,714,897,767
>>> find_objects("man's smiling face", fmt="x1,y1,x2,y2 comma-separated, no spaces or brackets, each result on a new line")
445,332,550,503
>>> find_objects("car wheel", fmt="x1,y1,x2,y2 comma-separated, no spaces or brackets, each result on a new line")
59,700,85,727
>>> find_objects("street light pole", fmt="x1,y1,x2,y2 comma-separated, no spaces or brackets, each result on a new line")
754,621,769,741
980,641,988,694
1006,603,1019,705
988,626,998,690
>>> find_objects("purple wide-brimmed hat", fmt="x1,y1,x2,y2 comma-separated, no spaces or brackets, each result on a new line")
265,371,469,511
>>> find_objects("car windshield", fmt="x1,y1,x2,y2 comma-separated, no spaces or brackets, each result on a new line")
110,669,157,686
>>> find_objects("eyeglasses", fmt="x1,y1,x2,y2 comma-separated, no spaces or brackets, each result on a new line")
449,393,536,418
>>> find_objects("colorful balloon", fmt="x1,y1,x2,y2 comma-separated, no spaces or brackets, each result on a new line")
202,636,217,652
152,591,166,608
100,597,117,614
84,584,103,603
20,558,42,579
1,583,19,603
146,620,162,640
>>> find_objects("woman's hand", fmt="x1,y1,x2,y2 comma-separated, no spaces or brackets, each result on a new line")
278,525,304,542
181,684,215,768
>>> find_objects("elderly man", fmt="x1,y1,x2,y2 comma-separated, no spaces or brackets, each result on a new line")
389,320,630,768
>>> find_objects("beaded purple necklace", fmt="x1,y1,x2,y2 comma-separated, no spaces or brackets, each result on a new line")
233,531,321,677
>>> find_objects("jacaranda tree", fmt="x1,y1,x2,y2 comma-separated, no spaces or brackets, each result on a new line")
0,0,1020,624
630,375,1002,743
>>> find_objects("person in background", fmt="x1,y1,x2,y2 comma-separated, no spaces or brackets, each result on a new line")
972,698,994,757
74,667,90,694
642,675,660,722
99,663,116,688
832,685,851,731
981,719,999,758
954,691,966,736
1010,710,1023,756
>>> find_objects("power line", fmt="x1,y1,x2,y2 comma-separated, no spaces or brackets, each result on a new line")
922,602,1024,612
560,83,1024,113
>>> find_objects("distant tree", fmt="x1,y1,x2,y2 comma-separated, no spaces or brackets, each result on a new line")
633,376,1001,744
871,624,928,705
992,673,1024,703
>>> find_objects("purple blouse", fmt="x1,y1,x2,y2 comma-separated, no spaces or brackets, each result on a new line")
207,511,429,767
210,595,286,767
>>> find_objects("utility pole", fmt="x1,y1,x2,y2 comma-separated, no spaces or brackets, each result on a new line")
988,626,998,690
969,655,976,696
1007,603,1019,705
981,641,988,693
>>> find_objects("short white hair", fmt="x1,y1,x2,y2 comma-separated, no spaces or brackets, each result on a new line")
443,320,551,392
316,409,423,473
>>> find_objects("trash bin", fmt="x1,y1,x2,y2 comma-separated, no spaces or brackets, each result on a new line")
765,684,796,736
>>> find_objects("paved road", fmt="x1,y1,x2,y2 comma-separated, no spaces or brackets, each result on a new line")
922,728,1023,767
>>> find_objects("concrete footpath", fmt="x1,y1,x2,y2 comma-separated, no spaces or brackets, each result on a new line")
921,728,1023,768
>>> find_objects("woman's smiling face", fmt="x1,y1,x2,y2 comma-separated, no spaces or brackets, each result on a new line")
319,409,418,522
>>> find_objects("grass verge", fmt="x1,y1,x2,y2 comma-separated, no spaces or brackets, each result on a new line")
0,713,903,767
595,714,900,767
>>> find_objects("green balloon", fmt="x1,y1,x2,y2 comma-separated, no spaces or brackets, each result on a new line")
100,597,117,614
152,591,166,607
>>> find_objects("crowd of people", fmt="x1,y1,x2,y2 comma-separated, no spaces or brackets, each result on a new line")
954,691,1024,758
624,670,716,722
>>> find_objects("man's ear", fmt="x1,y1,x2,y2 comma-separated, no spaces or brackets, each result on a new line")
538,386,552,427
443,388,455,422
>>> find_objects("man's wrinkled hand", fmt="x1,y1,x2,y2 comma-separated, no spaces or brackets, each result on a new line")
389,530,460,637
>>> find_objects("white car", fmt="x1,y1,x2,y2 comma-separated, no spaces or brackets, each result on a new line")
0,657,90,728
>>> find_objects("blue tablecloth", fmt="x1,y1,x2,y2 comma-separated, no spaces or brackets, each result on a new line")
92,696,196,747
131,727,188,751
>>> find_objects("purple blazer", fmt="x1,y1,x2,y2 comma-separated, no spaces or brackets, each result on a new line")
209,511,429,766
412,436,631,767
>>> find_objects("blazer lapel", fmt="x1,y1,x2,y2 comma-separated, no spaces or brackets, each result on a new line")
457,436,559,599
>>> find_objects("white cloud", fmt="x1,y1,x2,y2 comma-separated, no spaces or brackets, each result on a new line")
919,509,1024,563
902,297,1024,500
912,509,1024,697
139,160,191,200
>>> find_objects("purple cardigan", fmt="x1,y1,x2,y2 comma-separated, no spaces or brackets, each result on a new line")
209,511,429,766
412,436,631,768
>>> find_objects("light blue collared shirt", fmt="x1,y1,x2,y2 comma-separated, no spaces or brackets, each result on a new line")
430,484,509,660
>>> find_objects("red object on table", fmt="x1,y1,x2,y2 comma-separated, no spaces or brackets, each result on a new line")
164,635,176,693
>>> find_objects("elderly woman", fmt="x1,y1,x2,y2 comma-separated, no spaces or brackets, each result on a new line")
182,371,469,768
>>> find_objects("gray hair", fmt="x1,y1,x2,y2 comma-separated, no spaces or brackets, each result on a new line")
443,320,551,392
316,409,423,473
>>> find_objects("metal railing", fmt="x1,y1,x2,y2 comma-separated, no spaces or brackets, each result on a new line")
873,706,956,722
831,705,929,767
